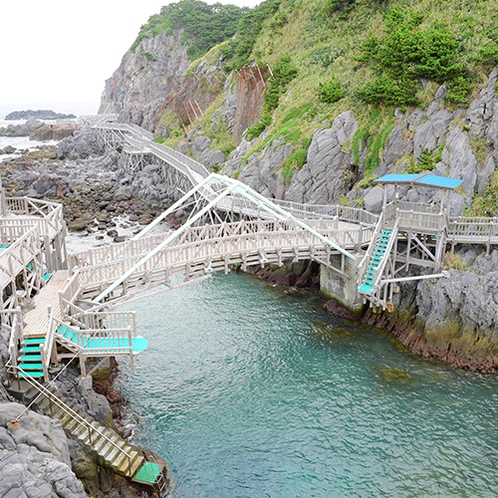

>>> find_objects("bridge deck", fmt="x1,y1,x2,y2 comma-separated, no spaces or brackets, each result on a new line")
23,270,69,337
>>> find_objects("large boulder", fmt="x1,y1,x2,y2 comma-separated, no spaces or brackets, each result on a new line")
0,403,87,498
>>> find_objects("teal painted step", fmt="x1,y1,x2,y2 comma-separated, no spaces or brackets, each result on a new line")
19,362,43,370
133,461,162,484
24,337,45,345
359,284,374,293
22,346,42,353
19,371,44,378
20,354,42,362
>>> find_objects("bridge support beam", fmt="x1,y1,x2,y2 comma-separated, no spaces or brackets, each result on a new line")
320,254,364,312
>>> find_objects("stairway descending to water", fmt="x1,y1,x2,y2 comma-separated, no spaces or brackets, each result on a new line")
359,228,393,294
23,383,147,479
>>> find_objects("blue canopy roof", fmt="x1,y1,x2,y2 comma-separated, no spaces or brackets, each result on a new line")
374,173,463,190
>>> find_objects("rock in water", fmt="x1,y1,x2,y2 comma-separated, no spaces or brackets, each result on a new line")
5,109,76,120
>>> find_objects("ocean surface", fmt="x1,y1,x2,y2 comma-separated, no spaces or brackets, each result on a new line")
119,272,498,498
0,101,98,159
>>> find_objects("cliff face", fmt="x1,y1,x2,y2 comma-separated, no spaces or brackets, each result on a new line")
98,1,498,370
99,29,191,131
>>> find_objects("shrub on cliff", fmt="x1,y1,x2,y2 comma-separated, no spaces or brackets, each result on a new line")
357,8,470,106
131,0,247,59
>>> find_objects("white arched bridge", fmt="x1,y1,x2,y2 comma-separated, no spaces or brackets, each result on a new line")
2,117,498,486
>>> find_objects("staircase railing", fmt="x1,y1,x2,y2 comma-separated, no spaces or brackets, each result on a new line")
370,221,399,291
7,366,135,476
4,309,23,371
357,210,386,285
40,307,57,382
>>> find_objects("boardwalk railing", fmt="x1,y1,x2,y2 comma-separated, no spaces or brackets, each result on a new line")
5,369,137,476
63,219,373,305
274,200,379,225
5,197,64,240
448,217,498,248
397,209,448,233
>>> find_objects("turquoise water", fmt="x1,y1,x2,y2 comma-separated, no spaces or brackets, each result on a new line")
119,273,498,497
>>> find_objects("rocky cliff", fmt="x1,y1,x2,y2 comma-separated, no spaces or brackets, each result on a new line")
96,0,498,370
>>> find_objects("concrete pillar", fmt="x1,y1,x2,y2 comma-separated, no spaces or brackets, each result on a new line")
320,253,364,312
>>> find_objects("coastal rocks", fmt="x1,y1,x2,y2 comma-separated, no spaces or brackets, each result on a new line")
351,250,498,372
5,110,76,120
0,119,44,137
57,128,105,160
0,403,87,498
0,131,168,235
30,123,80,141
246,261,320,288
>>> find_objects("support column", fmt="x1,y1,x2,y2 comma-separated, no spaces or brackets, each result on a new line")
320,253,364,312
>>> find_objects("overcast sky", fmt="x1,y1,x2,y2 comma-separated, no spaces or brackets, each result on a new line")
0,0,262,111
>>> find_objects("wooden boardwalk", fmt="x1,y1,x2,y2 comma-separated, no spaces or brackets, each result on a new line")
23,270,69,337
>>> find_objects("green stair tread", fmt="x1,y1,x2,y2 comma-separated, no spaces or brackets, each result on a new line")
23,337,46,345
19,371,44,378
19,362,43,370
20,355,42,362
133,461,163,484
21,346,42,353
359,284,374,293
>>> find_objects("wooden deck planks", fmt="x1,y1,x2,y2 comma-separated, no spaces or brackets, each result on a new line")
23,270,69,337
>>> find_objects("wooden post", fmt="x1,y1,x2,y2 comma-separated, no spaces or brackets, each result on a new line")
0,179,6,217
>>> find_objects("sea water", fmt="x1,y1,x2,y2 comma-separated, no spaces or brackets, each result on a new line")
119,272,498,497
0,101,98,159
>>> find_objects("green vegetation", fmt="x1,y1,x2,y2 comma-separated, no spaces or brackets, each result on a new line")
357,8,470,106
317,77,345,103
131,0,247,59
246,54,299,140
405,143,445,174
146,0,498,211
221,0,282,70
141,51,157,62
465,172,498,217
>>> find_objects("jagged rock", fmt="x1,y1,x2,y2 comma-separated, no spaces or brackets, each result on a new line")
191,136,212,161
466,72,498,138
57,129,104,160
25,119,44,132
382,125,412,168
204,150,226,169
412,108,453,159
237,136,293,199
363,186,384,213
285,111,359,204
0,124,31,137
29,123,79,141
0,403,87,498
100,29,191,131
441,126,478,200
0,146,15,155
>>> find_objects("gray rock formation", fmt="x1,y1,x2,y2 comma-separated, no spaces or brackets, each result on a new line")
5,110,76,121
286,112,359,204
99,29,191,131
0,403,87,498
